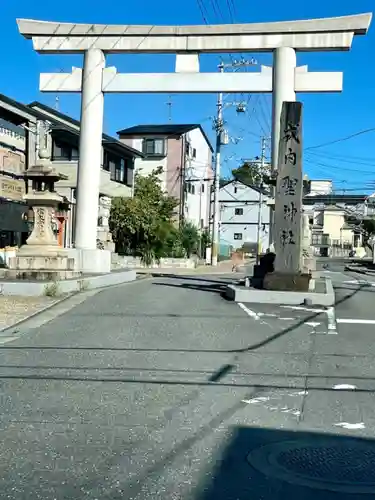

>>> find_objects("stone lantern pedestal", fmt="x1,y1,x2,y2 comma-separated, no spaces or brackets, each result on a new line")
7,155,80,280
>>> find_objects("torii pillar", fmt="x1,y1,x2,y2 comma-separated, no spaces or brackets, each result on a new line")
16,14,372,272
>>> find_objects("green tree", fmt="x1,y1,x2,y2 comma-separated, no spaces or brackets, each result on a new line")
109,167,179,265
232,159,271,186
200,228,212,257
179,221,200,258
362,218,375,251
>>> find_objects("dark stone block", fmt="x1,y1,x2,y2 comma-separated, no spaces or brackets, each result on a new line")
263,271,311,292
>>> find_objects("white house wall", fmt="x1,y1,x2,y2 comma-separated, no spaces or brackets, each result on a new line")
219,181,270,252
184,127,212,229
121,137,168,190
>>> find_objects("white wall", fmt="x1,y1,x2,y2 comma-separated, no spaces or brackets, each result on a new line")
307,180,333,196
219,180,270,252
184,128,212,229
123,138,168,190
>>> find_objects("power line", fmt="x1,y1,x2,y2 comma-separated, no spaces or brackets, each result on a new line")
305,127,375,151
306,150,375,166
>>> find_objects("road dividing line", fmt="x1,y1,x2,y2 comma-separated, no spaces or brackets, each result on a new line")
238,303,260,320
336,318,375,325
326,306,337,334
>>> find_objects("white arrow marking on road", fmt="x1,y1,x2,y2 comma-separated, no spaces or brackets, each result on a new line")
333,384,357,390
334,422,365,430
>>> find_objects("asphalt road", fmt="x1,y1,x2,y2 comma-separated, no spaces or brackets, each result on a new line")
1,265,375,499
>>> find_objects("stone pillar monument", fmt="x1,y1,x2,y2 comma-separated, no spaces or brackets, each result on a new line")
7,150,79,280
264,101,310,291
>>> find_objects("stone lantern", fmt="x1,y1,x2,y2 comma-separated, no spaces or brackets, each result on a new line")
7,149,78,280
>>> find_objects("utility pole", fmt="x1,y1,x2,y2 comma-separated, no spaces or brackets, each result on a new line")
256,136,267,265
211,57,258,266
211,63,224,266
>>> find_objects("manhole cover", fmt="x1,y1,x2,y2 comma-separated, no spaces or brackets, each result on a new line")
247,440,375,494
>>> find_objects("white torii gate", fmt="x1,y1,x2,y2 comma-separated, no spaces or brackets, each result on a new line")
17,14,371,272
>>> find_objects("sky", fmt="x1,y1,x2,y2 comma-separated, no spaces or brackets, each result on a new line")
1,0,375,192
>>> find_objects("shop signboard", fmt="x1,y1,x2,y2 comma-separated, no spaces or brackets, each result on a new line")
0,175,25,201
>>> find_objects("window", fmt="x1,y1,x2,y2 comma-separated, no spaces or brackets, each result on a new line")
143,138,166,156
235,208,243,215
52,139,79,161
103,151,132,186
186,183,196,194
234,187,237,194
201,183,205,193
192,148,197,158
234,233,243,240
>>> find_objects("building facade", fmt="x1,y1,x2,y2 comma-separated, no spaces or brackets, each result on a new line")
26,102,144,249
0,114,30,252
218,180,270,253
0,93,144,252
303,193,374,256
117,124,213,229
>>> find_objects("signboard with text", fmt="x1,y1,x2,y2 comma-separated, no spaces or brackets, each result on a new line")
0,176,25,202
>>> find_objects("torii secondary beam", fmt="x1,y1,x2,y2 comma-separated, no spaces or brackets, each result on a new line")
40,66,343,94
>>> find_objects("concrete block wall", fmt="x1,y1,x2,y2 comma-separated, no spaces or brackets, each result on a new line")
112,255,198,269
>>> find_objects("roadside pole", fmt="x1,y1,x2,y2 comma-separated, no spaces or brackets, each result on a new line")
211,63,224,266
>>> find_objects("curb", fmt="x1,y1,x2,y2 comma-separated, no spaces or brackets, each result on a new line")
0,274,151,334
225,277,335,306
0,292,76,334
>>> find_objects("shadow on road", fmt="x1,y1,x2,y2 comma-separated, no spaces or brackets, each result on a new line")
195,425,375,499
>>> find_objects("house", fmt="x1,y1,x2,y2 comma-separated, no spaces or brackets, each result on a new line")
117,124,214,229
217,179,270,254
305,179,333,197
0,93,144,250
0,97,36,250
303,194,375,257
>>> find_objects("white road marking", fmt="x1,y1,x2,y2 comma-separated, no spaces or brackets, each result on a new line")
343,280,370,286
238,302,260,320
334,422,365,430
305,322,321,327
281,305,326,313
280,317,294,321
336,318,375,325
241,396,271,404
0,336,18,345
333,384,357,390
326,306,337,334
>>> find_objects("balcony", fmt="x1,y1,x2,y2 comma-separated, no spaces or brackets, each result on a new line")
311,233,330,247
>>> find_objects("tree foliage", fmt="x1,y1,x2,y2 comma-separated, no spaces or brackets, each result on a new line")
361,218,375,250
232,161,264,186
109,168,209,264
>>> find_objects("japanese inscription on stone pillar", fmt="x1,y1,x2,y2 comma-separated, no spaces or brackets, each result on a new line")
274,101,303,273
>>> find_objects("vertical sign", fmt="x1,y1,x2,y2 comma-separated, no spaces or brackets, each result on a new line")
274,101,303,274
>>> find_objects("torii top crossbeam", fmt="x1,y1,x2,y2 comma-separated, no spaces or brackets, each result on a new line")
17,13,372,53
